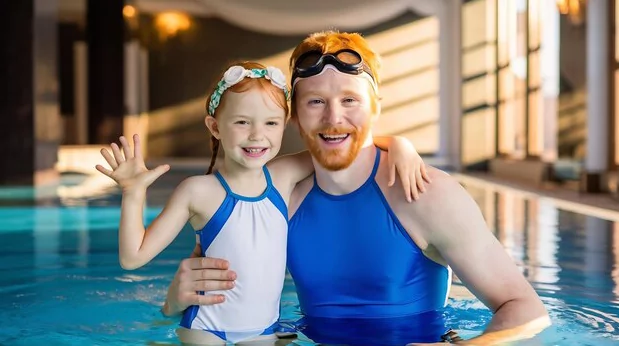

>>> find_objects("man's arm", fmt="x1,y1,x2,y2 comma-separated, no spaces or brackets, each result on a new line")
162,250,236,316
416,174,550,342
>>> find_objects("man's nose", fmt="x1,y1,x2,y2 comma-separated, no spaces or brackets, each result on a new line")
323,104,343,125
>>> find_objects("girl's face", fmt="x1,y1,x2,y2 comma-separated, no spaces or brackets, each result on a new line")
206,88,287,172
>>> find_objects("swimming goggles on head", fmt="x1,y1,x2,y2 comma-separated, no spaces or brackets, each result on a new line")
207,65,290,116
291,49,378,92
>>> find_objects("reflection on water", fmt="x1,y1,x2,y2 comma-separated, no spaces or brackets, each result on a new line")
0,173,618,345
463,177,619,344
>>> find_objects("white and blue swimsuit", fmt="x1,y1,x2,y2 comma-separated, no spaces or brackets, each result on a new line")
180,166,288,343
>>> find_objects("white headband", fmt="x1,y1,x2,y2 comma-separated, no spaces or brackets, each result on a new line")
207,65,290,116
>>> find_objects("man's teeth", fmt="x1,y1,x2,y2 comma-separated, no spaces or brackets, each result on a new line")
321,134,348,140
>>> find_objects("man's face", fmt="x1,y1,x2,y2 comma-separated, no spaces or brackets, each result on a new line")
294,68,377,171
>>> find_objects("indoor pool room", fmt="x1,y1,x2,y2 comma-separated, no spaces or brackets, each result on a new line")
4,0,619,345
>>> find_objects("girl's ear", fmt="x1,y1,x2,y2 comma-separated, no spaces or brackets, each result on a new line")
205,116,220,139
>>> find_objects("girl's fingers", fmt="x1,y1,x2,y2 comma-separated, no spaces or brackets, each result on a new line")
100,149,118,169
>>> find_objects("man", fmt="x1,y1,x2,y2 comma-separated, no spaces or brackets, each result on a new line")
162,31,551,345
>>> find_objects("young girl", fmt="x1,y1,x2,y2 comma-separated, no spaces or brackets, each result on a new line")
95,61,429,345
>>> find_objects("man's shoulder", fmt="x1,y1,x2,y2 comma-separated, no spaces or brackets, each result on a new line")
418,168,470,207
404,168,479,226
380,165,478,253
378,164,469,215
424,167,463,194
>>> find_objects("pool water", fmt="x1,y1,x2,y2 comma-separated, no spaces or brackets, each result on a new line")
0,172,618,345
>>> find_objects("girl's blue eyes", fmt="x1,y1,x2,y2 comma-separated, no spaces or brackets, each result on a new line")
234,121,279,126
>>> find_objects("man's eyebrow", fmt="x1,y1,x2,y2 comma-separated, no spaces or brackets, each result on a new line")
340,88,364,97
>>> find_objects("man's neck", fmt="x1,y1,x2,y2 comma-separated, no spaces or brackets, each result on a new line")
313,142,377,196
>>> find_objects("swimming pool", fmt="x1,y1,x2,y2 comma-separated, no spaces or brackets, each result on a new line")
0,170,618,345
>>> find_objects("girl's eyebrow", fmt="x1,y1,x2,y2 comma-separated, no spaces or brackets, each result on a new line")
266,116,285,121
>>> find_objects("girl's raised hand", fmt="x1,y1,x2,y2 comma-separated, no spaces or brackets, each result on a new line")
95,134,170,193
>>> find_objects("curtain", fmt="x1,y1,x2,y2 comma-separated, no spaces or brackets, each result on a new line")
193,0,442,35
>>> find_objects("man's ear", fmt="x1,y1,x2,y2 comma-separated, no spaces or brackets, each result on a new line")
371,97,382,123
205,116,220,139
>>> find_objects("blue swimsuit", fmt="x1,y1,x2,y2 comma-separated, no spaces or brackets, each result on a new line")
287,147,451,344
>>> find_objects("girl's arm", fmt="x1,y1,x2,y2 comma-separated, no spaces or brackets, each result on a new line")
267,150,314,191
118,180,194,269
373,136,431,202
268,136,430,201
96,134,193,270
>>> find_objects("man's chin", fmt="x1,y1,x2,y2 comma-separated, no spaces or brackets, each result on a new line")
318,160,352,171
312,151,355,171
301,134,359,171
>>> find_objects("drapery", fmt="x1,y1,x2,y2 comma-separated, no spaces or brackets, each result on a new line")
135,0,442,35
197,0,441,35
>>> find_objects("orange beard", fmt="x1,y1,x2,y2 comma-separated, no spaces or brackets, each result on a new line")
299,124,370,171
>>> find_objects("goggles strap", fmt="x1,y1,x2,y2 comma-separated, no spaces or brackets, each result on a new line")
291,65,378,95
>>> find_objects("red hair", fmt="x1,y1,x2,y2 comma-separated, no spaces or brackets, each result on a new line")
289,31,382,83
288,31,382,119
205,61,290,174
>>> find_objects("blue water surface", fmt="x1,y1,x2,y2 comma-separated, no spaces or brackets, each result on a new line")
0,171,618,345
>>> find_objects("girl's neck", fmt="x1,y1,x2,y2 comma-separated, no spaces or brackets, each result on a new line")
217,158,267,197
